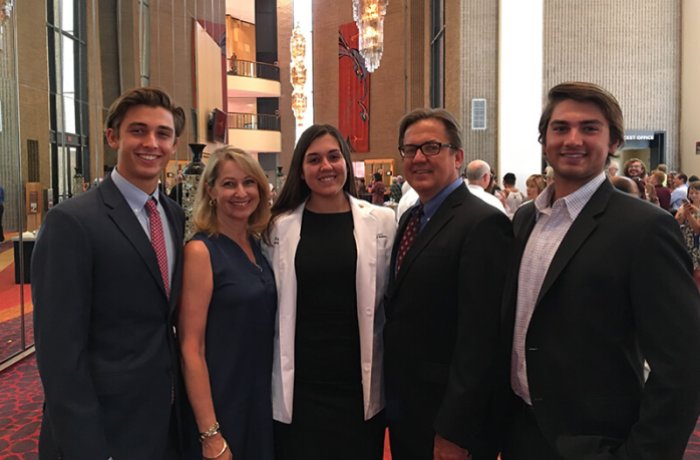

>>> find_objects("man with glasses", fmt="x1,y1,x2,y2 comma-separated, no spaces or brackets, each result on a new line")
384,108,513,459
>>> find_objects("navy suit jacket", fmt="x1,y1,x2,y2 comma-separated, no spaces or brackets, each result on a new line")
32,175,185,459
502,180,700,459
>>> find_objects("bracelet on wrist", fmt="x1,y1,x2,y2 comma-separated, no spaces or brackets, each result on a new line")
199,421,220,441
202,439,228,460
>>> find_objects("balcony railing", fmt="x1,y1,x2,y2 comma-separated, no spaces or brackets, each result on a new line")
228,112,281,131
228,59,280,81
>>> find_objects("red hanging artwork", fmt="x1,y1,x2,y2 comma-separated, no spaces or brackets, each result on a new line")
338,22,370,153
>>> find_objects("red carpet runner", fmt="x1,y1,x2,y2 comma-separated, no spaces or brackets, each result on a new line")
1,355,698,459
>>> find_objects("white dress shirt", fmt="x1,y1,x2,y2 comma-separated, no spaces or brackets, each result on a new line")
511,172,606,404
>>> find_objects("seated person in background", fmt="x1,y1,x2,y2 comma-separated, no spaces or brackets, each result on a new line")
675,180,700,289
622,157,647,199
465,159,507,213
543,165,555,186
501,172,525,217
371,172,387,205
670,173,689,211
611,175,640,196
524,174,546,203
390,176,404,202
395,184,419,222
648,170,671,210
668,171,678,190
356,177,368,195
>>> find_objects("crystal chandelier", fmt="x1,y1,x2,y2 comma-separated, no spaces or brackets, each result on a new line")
289,24,307,126
352,0,388,73
0,0,14,24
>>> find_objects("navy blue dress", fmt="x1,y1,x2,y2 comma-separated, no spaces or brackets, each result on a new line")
192,232,277,460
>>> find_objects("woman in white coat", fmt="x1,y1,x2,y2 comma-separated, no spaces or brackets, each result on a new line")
263,124,396,459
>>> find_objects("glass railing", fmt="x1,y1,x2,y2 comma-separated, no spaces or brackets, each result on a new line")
228,112,281,131
228,59,280,82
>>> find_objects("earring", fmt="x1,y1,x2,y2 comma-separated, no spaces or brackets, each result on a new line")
209,199,216,207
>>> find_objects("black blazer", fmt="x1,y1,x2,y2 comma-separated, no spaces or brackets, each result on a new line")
502,180,700,459
32,175,185,459
384,183,513,458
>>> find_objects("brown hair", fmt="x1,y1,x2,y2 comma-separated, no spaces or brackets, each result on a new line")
398,108,463,150
105,87,186,137
649,170,666,185
265,124,357,243
526,174,546,194
538,82,624,159
688,181,700,194
193,146,271,236
623,158,647,178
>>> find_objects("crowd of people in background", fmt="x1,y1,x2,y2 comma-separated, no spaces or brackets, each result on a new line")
28,82,700,460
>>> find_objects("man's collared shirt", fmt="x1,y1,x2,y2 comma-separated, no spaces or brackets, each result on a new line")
111,168,176,287
466,182,507,214
670,183,689,210
416,177,463,231
512,172,606,405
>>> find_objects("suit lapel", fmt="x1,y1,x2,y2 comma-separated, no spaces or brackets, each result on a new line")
99,176,169,301
391,185,466,291
535,180,613,305
351,198,377,271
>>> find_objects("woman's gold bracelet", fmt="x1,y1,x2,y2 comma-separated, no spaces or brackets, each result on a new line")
199,421,220,441
202,439,228,460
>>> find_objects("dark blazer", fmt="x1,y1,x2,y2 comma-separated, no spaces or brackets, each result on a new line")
502,180,700,459
32,175,185,459
384,182,513,458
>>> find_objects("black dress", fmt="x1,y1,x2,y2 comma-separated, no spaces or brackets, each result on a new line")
187,232,277,460
273,209,385,460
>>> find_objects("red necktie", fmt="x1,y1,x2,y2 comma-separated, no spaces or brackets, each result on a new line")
395,204,423,273
145,198,170,297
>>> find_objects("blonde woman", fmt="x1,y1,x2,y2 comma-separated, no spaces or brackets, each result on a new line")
179,146,276,460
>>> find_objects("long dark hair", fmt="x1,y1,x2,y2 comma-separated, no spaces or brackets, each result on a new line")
264,124,357,243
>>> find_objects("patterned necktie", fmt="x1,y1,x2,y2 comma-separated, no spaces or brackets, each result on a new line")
395,204,423,273
145,198,170,297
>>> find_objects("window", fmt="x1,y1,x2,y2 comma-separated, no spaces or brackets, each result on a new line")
47,0,88,203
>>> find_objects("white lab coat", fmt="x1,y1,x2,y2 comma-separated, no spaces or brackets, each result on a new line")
263,194,397,423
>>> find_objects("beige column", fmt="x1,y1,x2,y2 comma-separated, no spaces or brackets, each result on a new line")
498,0,543,189
680,0,700,175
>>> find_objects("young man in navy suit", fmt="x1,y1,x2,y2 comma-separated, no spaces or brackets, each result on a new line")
32,87,187,459
502,81,700,459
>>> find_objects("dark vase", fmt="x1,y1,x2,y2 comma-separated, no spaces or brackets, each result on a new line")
182,143,206,241
184,143,206,175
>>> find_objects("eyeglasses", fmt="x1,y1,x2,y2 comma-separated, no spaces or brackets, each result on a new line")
398,142,456,158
